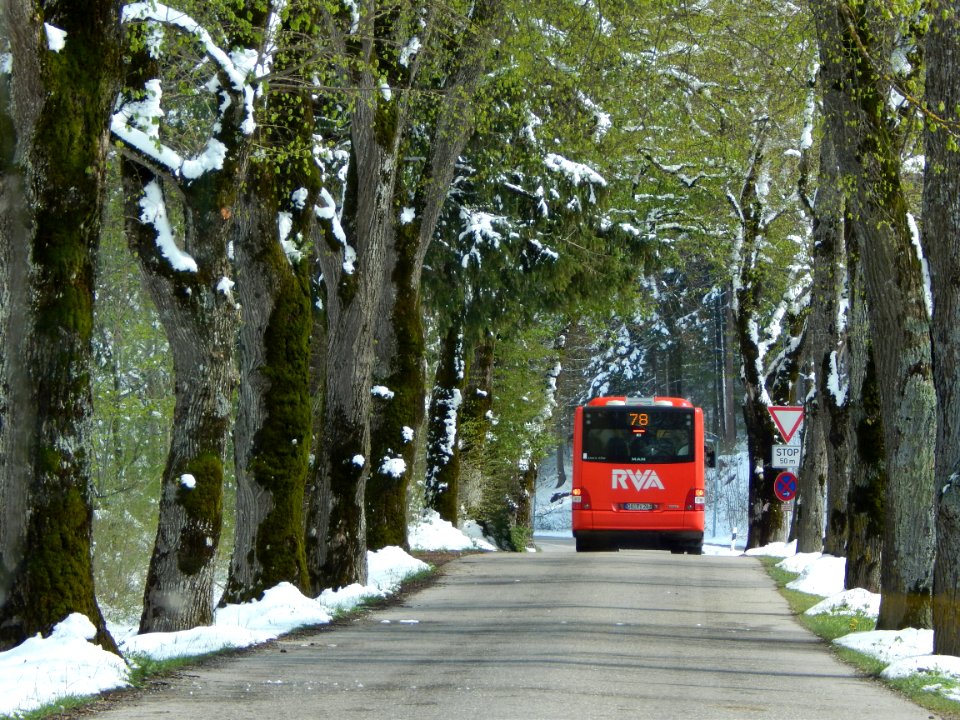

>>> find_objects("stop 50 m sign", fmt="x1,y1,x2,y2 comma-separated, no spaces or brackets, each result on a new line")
772,445,801,468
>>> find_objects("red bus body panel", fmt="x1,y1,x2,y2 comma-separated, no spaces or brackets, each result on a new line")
571,396,705,553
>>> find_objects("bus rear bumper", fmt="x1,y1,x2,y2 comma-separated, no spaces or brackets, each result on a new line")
573,529,703,554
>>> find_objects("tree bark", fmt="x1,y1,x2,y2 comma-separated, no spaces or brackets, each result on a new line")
305,81,399,593
424,320,466,523
116,0,270,634
811,0,936,629
366,220,426,549
221,14,319,604
458,338,496,514
801,137,845,555
846,347,885,592
222,158,313,604
796,404,827,553
730,139,792,549
366,0,505,550
0,0,120,652
123,158,241,633
922,0,960,656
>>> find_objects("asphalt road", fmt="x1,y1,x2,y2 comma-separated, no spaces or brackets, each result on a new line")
91,539,935,720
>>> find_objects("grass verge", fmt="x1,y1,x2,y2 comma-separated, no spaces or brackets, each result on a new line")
759,556,960,719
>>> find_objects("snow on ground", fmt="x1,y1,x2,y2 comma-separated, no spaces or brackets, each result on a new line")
2,518,960,716
409,509,497,551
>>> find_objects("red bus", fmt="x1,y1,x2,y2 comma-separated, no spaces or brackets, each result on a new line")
571,396,709,554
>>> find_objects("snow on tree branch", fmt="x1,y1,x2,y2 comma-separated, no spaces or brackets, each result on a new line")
458,208,505,268
314,187,355,275
112,2,269,181
543,154,607,198
138,180,198,272
122,2,258,115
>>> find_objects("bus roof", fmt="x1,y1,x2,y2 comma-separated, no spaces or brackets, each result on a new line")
585,396,693,408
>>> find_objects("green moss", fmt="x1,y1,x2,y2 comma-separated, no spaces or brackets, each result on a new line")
373,99,398,149
177,453,224,521
0,485,116,653
246,255,312,592
367,221,425,549
175,453,223,576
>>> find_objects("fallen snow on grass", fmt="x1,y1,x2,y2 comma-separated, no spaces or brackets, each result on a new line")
834,628,933,664
805,588,880,618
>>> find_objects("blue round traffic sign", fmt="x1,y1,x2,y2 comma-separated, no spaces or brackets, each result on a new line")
774,471,798,502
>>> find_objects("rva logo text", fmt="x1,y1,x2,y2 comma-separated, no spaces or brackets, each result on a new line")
611,468,665,491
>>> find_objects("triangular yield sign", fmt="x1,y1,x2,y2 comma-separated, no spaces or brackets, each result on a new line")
768,406,804,443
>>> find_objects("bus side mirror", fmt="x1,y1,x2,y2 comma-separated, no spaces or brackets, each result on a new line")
705,447,716,468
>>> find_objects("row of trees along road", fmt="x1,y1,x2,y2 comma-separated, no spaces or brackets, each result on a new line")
0,0,958,659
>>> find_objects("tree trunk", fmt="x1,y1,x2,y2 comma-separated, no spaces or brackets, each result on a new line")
221,17,319,603
838,211,883,591
366,0,505,550
366,222,426,550
222,159,313,604
0,0,120,652
115,0,270,633
555,442,567,490
424,320,466,523
812,0,936,629
801,137,844,555
846,349,885,592
795,404,827,553
730,139,791,549
123,159,241,632
923,0,960,656
713,286,738,447
742,397,788,548
305,108,396,593
458,338,496,514
819,180,851,558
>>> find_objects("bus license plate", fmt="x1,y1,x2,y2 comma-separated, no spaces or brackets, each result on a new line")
623,502,656,511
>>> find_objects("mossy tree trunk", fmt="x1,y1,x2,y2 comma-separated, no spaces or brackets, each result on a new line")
307,135,391,591
424,320,467,523
0,0,120,653
119,38,258,629
123,155,242,632
458,338,496,514
221,12,319,605
305,10,407,591
367,219,427,550
922,0,960,656
812,0,936,630
223,163,313,604
366,0,505,550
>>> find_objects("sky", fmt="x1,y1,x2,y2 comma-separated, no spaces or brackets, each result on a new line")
2,509,960,718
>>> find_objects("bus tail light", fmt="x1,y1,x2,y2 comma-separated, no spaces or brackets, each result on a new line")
685,488,705,511
572,487,591,510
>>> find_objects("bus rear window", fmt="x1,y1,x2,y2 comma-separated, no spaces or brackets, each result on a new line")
582,406,694,464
